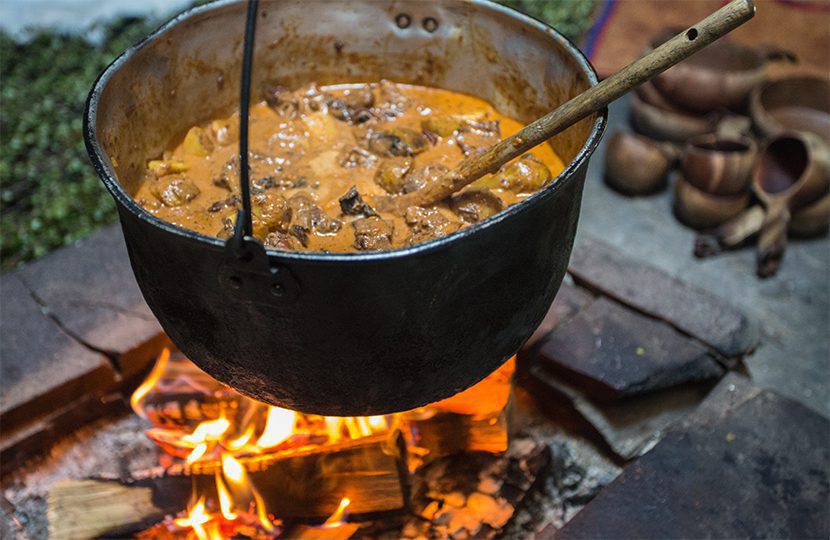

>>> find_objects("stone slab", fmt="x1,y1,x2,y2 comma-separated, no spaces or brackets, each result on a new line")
568,238,758,361
0,275,116,435
552,389,830,539
0,393,127,477
522,281,593,353
528,363,712,460
12,225,163,378
537,297,724,401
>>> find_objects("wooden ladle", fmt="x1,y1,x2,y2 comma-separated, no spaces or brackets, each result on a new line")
377,0,756,213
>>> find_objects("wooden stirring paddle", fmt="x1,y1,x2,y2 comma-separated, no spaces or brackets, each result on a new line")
376,0,756,213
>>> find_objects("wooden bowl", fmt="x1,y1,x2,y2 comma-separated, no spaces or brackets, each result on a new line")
753,131,830,211
681,134,757,196
630,94,720,143
789,194,830,237
674,175,751,229
605,132,674,195
636,80,696,114
750,76,830,140
648,30,795,112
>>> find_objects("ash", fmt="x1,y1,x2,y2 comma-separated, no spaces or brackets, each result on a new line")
499,384,622,537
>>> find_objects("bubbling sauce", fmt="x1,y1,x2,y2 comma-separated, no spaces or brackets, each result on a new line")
135,81,565,252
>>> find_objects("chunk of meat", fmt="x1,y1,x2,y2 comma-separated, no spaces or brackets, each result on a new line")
338,187,378,217
252,175,305,191
404,206,462,244
264,85,300,118
374,158,413,194
327,85,376,124
352,216,394,251
207,195,241,213
287,194,342,246
150,176,200,207
450,188,504,223
498,155,552,193
367,128,429,158
264,231,300,250
213,153,283,193
454,120,501,157
403,164,449,194
251,192,291,238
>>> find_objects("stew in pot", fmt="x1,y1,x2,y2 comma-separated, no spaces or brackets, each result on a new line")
135,81,565,252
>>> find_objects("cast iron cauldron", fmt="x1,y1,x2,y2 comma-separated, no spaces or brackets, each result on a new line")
84,0,606,415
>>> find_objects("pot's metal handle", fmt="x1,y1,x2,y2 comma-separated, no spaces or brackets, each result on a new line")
221,215,300,304
221,0,300,304
236,0,258,239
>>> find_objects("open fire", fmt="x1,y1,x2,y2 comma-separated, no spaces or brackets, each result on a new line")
128,348,517,538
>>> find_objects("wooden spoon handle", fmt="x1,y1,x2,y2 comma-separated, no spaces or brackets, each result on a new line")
386,0,756,211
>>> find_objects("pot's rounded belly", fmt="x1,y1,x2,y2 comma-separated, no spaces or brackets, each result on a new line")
133,81,565,253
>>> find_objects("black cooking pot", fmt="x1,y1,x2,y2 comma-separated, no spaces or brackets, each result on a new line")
84,0,606,415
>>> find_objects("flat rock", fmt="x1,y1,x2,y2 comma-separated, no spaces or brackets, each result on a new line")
553,388,830,539
12,225,163,378
568,238,758,361
0,275,116,435
537,297,724,401
522,281,593,352
529,363,713,460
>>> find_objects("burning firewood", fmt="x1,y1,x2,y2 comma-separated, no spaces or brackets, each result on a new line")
159,431,410,519
399,358,513,468
402,410,509,468
47,432,408,537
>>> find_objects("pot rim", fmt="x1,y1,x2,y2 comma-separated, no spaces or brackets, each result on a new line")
84,0,607,264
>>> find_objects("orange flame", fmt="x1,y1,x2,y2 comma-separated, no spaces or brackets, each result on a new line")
174,497,211,540
221,453,276,532
130,348,169,417
256,406,296,449
322,497,351,528
215,470,237,521
184,415,231,464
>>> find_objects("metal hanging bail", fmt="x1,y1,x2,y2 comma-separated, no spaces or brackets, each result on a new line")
220,0,299,304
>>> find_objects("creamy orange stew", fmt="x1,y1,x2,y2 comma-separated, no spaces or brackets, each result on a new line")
136,81,565,252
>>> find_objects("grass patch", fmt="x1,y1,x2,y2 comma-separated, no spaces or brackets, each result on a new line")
0,19,152,270
0,1,595,272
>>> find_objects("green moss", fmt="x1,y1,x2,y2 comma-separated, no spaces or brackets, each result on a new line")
498,0,597,43
0,1,596,271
